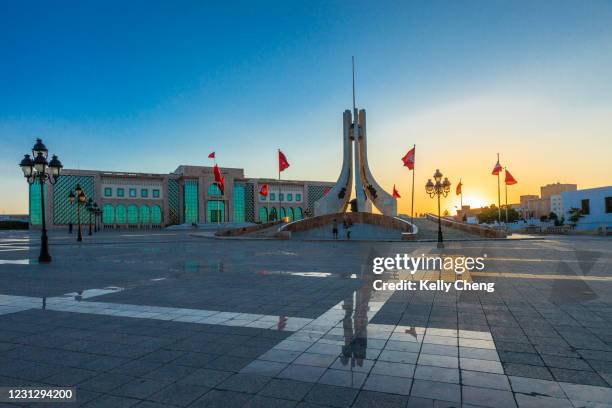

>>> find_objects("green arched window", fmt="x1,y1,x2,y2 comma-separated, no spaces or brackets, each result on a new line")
151,205,162,224
287,207,294,222
259,207,268,223
295,207,303,220
102,204,114,225
115,204,127,225
269,207,277,221
127,204,139,225
280,207,286,219
207,200,224,222
208,183,222,196
140,206,150,225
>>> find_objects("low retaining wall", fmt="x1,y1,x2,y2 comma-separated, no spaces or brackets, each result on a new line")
215,221,283,237
281,212,417,239
426,214,507,238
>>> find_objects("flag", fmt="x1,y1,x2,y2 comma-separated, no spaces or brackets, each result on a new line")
456,181,462,196
393,184,401,199
278,150,290,172
401,147,415,170
505,169,517,185
324,187,331,196
208,152,215,159
492,160,502,175
259,184,269,197
219,176,225,194
213,164,222,183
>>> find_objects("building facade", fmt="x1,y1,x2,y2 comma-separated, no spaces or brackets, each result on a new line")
561,186,612,231
29,165,334,228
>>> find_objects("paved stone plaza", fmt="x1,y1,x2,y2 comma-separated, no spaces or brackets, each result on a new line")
1,228,611,407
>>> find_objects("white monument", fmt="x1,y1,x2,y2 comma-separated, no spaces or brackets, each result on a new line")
314,59,397,217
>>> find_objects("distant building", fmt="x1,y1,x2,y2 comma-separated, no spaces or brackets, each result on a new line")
29,165,333,228
519,183,578,220
550,194,563,218
541,183,577,199
561,186,612,231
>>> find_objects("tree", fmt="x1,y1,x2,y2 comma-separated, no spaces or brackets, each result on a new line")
540,215,548,222
477,207,520,224
549,212,558,221
443,210,449,216
568,207,583,228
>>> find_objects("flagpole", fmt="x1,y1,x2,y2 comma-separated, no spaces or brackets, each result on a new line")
411,144,415,226
505,168,509,224
278,149,282,222
497,153,501,223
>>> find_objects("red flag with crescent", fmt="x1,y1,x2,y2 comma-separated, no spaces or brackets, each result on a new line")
401,147,415,170
393,184,401,199
279,150,290,172
505,170,517,185
259,184,269,197
208,152,215,159
456,181,462,195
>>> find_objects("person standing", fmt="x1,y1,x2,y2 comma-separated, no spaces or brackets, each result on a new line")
332,219,339,239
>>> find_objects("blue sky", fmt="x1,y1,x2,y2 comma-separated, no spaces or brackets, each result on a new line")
2,0,612,213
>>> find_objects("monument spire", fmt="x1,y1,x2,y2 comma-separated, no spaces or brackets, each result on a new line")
352,56,356,113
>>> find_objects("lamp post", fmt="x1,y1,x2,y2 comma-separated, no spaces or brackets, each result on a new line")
425,169,451,249
19,139,63,263
69,184,87,242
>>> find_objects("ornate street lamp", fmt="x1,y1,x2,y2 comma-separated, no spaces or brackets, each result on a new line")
425,169,451,248
19,139,63,263
69,184,87,242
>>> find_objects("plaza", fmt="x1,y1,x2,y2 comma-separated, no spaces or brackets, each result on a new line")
1,227,611,407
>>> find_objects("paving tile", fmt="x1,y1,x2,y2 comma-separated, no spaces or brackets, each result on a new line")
384,340,421,353
79,372,136,393
111,377,173,399
417,354,458,369
459,338,496,349
541,355,593,371
258,378,314,401
190,389,252,408
420,344,458,357
329,357,375,373
550,367,608,386
260,348,301,363
461,370,511,390
406,396,434,407
559,382,612,404
217,373,272,394
413,365,459,384
304,384,359,407
178,368,232,387
371,361,415,378
460,347,500,361
409,379,460,403
362,374,412,395
244,395,298,408
498,351,544,366
460,357,504,374
83,394,140,408
514,394,573,408
508,375,565,397
148,382,208,406
503,363,553,380
294,352,338,368
378,350,419,364
318,368,367,388
240,359,288,377
423,335,457,346
462,385,516,408
278,364,326,383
